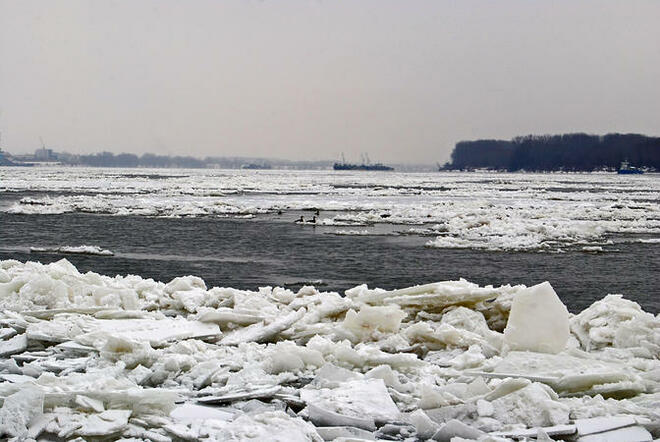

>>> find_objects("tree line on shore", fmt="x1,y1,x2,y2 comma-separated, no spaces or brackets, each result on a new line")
44,152,331,170
445,133,660,171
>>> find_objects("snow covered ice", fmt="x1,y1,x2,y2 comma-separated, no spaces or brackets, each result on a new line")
0,258,659,440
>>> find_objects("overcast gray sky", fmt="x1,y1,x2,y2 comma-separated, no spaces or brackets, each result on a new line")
1,0,659,163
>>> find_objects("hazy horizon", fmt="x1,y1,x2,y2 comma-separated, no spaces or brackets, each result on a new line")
1,1,659,164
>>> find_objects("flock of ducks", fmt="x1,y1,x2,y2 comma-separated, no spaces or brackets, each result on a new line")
294,209,319,225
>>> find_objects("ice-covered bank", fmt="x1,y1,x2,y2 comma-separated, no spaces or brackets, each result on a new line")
0,259,658,441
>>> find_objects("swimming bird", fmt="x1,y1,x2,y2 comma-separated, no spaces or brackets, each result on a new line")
295,215,317,224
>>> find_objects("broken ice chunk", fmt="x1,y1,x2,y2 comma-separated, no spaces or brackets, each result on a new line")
0,386,44,437
340,305,406,342
196,307,264,327
169,403,234,422
203,410,322,441
77,409,132,436
487,350,643,397
263,340,325,374
197,385,282,405
300,379,401,425
364,365,410,393
82,317,221,347
221,307,306,345
450,344,486,369
570,294,660,354
574,416,637,436
375,423,416,439
0,373,36,383
492,424,577,439
101,335,158,368
0,328,17,340
406,409,439,439
577,425,652,442
348,281,503,314
0,333,27,357
503,281,569,354
127,364,153,385
74,395,105,413
490,382,569,427
164,275,207,294
431,419,486,442
315,426,375,441
306,403,377,431
310,363,364,388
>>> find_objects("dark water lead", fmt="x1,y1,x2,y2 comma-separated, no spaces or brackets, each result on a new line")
0,212,658,314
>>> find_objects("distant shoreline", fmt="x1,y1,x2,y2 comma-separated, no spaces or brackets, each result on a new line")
442,132,660,173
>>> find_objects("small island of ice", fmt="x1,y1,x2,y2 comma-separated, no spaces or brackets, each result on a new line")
29,245,115,256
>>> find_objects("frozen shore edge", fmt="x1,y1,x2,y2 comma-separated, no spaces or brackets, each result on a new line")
0,258,658,441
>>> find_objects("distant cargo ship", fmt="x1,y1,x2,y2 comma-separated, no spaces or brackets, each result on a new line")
240,163,272,170
333,153,394,171
333,162,394,171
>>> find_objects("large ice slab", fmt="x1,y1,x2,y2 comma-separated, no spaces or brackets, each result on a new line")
25,315,221,347
481,350,645,397
577,425,652,442
503,281,569,354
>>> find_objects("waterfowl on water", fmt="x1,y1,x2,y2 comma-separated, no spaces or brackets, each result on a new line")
294,215,316,224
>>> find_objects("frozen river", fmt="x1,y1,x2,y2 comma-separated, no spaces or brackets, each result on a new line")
1,167,658,312
1,167,659,440
2,168,659,251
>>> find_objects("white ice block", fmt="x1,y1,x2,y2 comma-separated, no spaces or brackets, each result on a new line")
504,281,569,354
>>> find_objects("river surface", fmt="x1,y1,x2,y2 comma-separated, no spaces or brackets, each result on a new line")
1,167,658,313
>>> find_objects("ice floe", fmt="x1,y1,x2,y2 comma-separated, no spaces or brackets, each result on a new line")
0,258,659,440
30,245,114,256
3,168,660,252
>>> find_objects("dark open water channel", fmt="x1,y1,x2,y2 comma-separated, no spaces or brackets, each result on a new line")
1,211,658,314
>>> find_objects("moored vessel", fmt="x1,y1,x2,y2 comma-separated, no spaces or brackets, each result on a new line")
618,160,643,174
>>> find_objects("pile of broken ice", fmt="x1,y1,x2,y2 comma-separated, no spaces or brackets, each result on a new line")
0,259,658,441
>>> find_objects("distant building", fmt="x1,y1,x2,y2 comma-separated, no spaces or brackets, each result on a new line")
34,147,56,161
